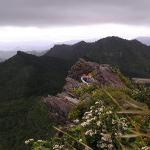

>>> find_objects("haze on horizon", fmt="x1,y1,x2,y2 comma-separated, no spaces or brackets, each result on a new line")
0,0,150,51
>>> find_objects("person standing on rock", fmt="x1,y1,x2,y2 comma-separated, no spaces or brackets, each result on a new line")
81,73,95,85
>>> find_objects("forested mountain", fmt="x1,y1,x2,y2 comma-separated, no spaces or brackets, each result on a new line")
0,51,72,150
0,51,72,101
45,36,150,77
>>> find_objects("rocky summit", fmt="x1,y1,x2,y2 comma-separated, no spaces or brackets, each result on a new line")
43,59,125,123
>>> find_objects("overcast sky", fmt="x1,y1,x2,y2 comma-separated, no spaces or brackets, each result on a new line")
0,0,150,50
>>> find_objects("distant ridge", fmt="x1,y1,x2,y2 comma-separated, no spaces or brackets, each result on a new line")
136,36,150,46
45,36,150,77
0,50,47,61
0,58,3,62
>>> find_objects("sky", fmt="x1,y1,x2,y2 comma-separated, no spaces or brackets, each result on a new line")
0,0,150,51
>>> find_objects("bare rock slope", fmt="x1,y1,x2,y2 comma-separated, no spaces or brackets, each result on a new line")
43,59,125,123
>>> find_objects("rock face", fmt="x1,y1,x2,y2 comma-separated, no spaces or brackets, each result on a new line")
43,59,125,123
68,59,124,87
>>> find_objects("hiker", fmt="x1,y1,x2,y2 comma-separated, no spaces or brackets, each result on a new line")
81,73,94,85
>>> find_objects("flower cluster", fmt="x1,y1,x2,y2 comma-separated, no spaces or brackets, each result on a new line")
25,138,34,145
80,100,115,149
79,100,131,149
28,85,150,150
53,144,64,150
81,101,105,128
141,146,150,150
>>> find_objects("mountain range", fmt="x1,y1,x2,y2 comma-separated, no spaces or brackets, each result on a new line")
0,36,150,149
0,50,48,62
0,51,72,102
46,36,150,78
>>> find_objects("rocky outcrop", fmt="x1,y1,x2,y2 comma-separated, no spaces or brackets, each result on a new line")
68,59,125,87
43,96,74,123
43,59,125,123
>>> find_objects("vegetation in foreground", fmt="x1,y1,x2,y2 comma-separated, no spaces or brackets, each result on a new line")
28,79,150,150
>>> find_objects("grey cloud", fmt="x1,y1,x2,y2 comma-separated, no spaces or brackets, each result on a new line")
0,0,150,26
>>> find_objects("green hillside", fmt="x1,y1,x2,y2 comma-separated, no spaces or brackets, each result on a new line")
0,51,72,150
0,51,71,101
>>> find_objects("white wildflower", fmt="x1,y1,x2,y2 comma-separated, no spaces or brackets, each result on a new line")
84,112,89,115
79,139,83,142
25,140,30,145
24,138,34,144
96,121,101,126
73,119,79,124
112,119,116,124
100,143,107,148
93,116,97,120
108,144,113,149
141,146,150,150
95,101,99,105
90,110,93,113
81,122,88,127
95,110,98,113
106,110,112,115
85,130,96,136
101,133,112,142
53,144,64,150
37,140,43,142
90,106,94,110
98,108,104,112
98,112,102,115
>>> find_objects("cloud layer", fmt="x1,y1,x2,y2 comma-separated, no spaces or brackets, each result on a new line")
0,0,150,26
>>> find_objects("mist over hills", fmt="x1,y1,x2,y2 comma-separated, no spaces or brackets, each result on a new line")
136,36,150,46
0,50,17,60
0,40,54,51
0,57,3,62
0,50,48,62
